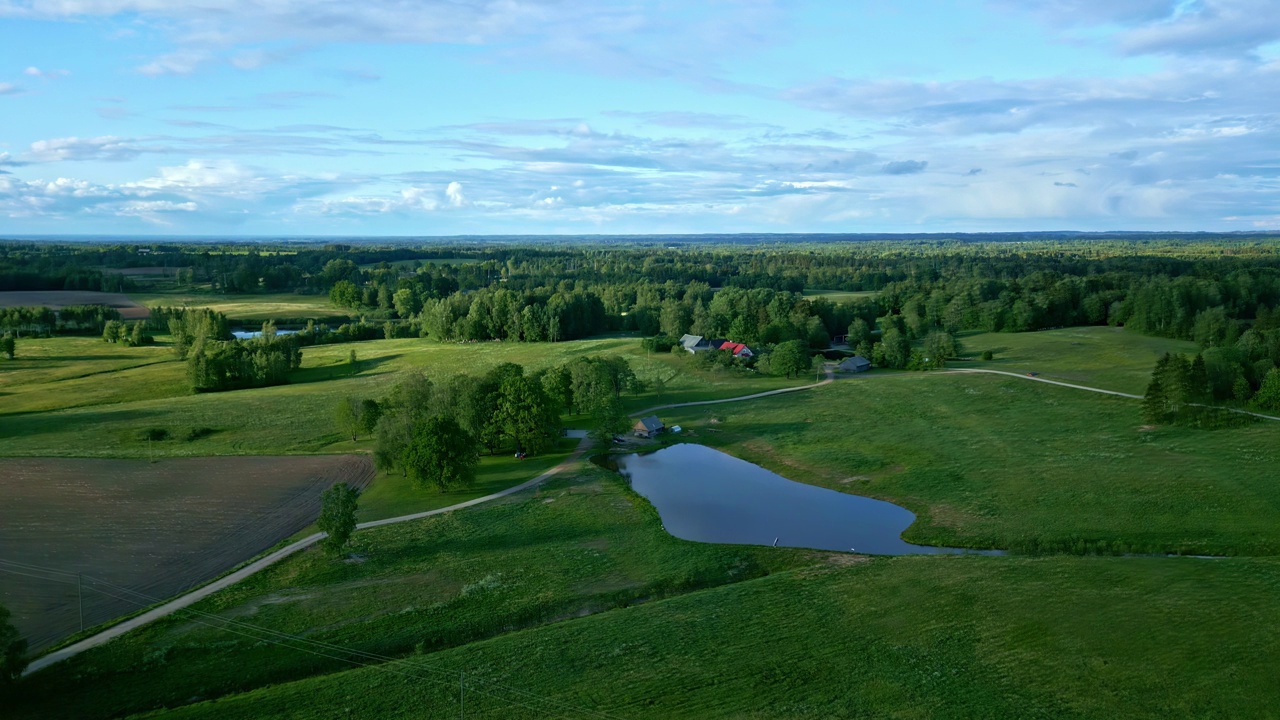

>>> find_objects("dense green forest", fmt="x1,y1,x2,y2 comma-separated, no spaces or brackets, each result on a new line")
4,236,1280,399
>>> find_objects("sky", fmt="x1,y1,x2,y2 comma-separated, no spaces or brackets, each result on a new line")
1,0,1279,236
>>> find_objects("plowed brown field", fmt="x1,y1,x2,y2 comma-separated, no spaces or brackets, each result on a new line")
0,291,150,319
0,455,373,651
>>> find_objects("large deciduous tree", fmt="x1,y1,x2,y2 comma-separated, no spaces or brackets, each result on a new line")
403,415,480,491
317,482,359,556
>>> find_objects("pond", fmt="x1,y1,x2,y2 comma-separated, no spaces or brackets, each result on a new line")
231,328,301,340
600,443,1003,556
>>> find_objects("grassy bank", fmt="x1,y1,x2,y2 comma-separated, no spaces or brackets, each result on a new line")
12,465,808,720
662,371,1280,555
93,554,1280,719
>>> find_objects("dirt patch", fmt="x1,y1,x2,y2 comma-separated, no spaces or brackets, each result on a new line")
0,455,373,652
1138,425,1158,432
822,553,872,567
839,475,871,484
0,290,150,320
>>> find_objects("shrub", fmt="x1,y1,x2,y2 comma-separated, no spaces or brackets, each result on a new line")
981,350,994,361
142,428,170,442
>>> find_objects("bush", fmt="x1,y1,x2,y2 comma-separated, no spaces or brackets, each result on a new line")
142,428,170,441
981,350,994,361
185,427,216,441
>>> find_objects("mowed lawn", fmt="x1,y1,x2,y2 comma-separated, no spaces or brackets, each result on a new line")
12,465,809,720
663,372,1280,555
0,336,805,459
958,326,1199,395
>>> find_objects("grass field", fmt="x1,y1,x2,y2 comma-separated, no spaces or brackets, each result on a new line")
126,292,348,322
11,465,809,720
0,455,373,653
801,289,880,302
959,326,1198,395
14,458,1279,719
113,554,1280,720
355,436,579,521
0,336,805,459
660,371,1280,555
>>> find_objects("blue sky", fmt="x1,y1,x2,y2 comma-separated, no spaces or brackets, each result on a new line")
1,0,1279,235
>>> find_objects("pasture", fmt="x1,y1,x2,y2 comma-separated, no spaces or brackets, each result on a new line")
0,335,805,459
0,455,373,653
14,458,1280,719
11,464,807,720
959,325,1200,395
123,553,1280,720
661,371,1280,555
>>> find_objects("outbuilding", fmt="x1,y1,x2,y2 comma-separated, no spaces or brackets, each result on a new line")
837,356,872,373
633,415,666,438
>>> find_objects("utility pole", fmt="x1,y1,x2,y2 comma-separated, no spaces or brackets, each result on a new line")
77,573,84,632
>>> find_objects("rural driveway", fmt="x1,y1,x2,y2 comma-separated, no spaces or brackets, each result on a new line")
630,367,834,418
954,368,1280,422
25,435,594,675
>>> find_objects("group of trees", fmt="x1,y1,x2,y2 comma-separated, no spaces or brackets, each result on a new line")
186,332,303,393
1142,350,1280,426
343,355,638,490
101,320,152,346
0,305,122,337
1,334,13,360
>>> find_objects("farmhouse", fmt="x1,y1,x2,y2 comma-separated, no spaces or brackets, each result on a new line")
717,341,753,358
679,334,709,353
837,356,872,373
633,415,665,438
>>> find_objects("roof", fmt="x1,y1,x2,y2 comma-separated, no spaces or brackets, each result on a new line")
719,341,750,355
839,355,871,369
634,415,665,432
679,334,706,349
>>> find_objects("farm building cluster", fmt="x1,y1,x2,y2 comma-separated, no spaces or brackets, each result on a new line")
679,334,754,358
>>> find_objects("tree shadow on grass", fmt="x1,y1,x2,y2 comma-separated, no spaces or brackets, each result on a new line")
0,406,166,440
287,353,404,385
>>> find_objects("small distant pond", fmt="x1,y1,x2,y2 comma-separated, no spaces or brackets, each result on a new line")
231,328,300,340
599,443,1004,556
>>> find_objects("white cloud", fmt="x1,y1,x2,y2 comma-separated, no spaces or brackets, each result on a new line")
0,82,20,95
445,180,467,207
23,66,70,79
26,136,140,162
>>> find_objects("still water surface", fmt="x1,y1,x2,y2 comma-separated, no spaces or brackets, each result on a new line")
603,443,1003,556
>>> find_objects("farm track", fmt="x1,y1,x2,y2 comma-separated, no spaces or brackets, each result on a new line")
24,436,593,675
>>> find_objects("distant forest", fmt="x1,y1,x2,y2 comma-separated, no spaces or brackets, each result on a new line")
4,235,1280,400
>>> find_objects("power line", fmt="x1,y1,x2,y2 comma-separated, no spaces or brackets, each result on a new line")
4,559,625,720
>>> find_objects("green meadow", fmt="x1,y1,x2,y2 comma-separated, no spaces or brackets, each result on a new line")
8,322,1280,719
0,335,805,459
959,325,1200,395
126,292,349,322
663,371,1280,556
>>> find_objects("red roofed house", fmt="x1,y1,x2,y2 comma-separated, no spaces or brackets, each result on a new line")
718,341,754,358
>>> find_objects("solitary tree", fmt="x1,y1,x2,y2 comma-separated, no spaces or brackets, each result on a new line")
0,602,27,687
403,415,480,491
357,399,382,437
0,334,14,360
317,482,359,556
334,398,361,441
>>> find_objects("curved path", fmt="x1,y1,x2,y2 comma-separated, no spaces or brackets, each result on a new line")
25,434,594,676
954,368,1280,421
631,368,833,417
